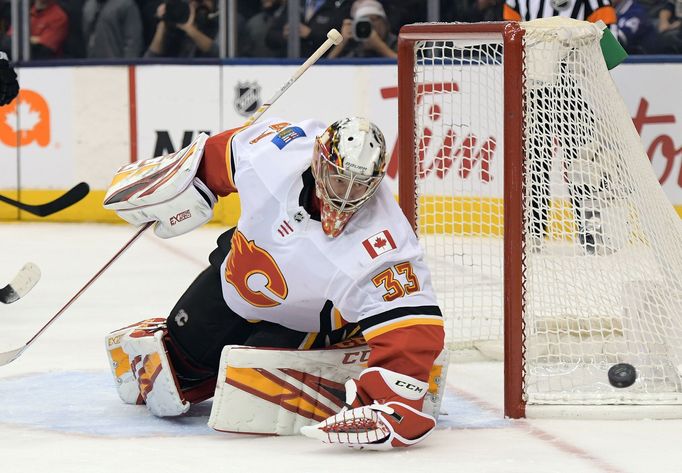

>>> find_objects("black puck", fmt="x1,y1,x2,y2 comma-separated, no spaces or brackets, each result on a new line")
608,363,637,388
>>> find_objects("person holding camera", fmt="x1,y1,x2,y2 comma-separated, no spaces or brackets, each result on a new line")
328,0,397,59
145,0,220,57
266,0,350,58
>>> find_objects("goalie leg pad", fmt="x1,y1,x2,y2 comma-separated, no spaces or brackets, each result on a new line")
208,342,449,436
106,318,190,417
106,318,217,414
209,342,368,435
123,321,190,417
105,320,164,405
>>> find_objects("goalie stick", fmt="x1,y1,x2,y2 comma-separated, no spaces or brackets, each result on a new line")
0,29,343,368
0,263,41,304
0,182,90,217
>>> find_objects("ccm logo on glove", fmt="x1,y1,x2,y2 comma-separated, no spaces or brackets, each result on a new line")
395,380,425,394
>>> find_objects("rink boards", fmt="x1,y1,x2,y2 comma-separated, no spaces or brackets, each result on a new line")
0,61,681,225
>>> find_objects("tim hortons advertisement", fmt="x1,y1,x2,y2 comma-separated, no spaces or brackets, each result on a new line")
215,63,682,207
612,64,682,202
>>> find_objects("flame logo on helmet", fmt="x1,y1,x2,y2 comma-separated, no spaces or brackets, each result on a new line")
320,118,387,176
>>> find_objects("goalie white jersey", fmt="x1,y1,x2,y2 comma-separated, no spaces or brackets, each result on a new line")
213,118,443,341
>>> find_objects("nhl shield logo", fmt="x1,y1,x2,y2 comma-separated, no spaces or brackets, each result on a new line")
234,81,261,117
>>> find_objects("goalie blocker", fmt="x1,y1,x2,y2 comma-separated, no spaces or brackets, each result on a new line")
105,322,449,439
103,134,217,239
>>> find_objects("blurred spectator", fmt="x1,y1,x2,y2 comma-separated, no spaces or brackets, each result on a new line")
613,0,659,53
382,0,425,32
242,0,285,57
30,0,69,59
0,0,8,27
637,0,663,16
442,0,502,22
328,0,396,58
655,0,682,52
145,0,220,58
137,0,164,47
82,0,144,58
58,0,86,58
266,0,351,57
0,1,11,53
238,1,261,21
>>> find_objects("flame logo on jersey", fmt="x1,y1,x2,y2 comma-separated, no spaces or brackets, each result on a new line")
225,230,288,307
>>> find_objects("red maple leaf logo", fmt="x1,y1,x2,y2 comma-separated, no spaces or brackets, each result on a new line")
373,237,387,249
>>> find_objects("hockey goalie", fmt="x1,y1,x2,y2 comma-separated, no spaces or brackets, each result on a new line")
102,117,447,450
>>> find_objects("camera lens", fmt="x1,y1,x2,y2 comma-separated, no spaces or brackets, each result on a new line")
353,18,372,41
163,0,191,25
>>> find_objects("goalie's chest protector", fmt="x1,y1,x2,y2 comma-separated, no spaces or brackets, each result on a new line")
217,119,426,332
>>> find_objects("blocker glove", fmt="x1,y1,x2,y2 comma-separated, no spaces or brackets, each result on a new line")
103,133,217,238
300,367,436,450
0,52,19,106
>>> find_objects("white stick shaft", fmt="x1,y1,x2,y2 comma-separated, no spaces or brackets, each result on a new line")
244,29,341,126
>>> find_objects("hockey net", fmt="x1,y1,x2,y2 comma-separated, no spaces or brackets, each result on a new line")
397,17,682,417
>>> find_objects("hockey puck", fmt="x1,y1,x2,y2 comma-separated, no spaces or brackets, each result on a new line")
608,363,637,388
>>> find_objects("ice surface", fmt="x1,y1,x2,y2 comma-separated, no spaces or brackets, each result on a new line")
0,223,680,473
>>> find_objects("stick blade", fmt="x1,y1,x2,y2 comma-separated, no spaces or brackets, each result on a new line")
34,182,90,217
0,263,41,304
0,346,25,367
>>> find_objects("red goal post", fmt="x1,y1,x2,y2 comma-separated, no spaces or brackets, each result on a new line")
397,21,526,418
397,19,682,419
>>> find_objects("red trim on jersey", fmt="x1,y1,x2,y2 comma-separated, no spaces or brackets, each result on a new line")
198,127,245,196
365,324,444,382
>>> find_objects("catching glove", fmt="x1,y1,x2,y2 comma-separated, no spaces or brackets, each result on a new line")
300,367,436,450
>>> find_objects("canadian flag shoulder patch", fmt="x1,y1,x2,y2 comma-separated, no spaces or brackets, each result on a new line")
362,230,397,259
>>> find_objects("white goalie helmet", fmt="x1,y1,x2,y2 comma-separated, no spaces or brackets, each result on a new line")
312,117,388,238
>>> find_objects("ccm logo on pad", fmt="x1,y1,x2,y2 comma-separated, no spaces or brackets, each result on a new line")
395,381,425,393
170,209,191,226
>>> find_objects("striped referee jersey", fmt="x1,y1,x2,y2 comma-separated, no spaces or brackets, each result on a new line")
504,0,617,24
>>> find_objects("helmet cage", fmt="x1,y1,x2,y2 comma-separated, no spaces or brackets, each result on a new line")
314,136,383,215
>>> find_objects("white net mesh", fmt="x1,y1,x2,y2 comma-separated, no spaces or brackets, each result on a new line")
409,18,682,407
413,36,505,359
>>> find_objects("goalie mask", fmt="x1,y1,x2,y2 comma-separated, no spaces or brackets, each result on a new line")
312,117,387,238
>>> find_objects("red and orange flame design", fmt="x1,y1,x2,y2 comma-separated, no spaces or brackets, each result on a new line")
226,367,344,422
225,230,288,307
132,353,163,401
